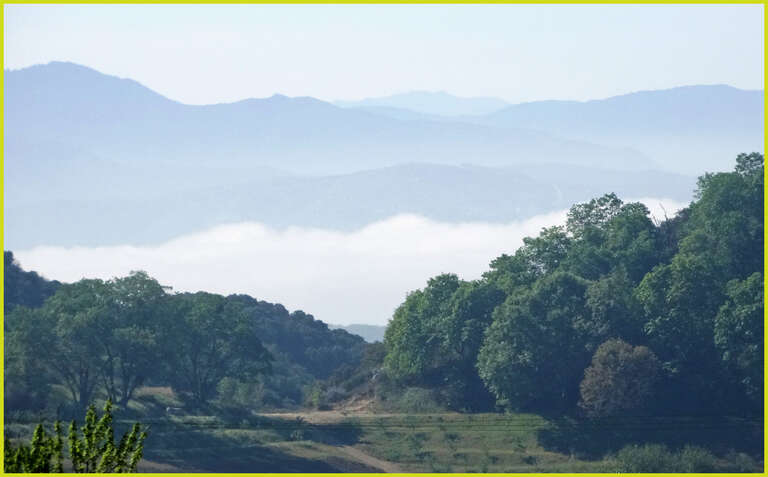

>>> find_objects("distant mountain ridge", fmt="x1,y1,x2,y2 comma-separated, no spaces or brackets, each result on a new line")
480,85,763,174
337,85,764,174
4,162,694,248
335,90,510,116
330,324,386,343
5,62,650,177
4,61,760,249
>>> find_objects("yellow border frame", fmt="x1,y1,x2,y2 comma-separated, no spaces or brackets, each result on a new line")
0,2,765,476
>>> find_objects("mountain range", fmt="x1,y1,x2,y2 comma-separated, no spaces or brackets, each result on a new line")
337,86,764,175
335,91,510,116
6,162,694,248
329,324,386,343
4,62,763,249
5,62,652,177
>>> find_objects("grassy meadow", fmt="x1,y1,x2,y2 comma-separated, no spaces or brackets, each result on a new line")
6,386,760,473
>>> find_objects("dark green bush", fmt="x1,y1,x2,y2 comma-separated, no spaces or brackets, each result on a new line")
614,443,718,473
678,445,717,472
614,444,677,472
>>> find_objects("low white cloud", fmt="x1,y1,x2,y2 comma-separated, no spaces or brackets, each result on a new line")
15,198,687,326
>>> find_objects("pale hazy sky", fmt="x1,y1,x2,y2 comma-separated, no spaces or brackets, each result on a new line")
4,4,764,105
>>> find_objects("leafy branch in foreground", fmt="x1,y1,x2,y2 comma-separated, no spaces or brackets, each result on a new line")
4,401,147,473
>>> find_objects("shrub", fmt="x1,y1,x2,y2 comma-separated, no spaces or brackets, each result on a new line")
678,445,716,473
4,401,147,473
614,444,677,472
721,451,760,472
385,387,442,413
304,384,329,410
614,443,718,473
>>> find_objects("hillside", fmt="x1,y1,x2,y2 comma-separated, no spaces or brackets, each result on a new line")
375,154,763,418
478,85,764,174
334,85,764,175
3,254,365,412
5,162,694,248
6,63,760,251
5,62,648,179
3,251,61,314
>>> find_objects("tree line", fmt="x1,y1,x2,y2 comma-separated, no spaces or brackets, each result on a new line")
382,153,763,418
5,260,366,414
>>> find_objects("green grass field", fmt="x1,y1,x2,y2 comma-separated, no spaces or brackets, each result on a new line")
5,387,762,473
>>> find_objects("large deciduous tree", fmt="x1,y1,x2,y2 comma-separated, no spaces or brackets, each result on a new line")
6,273,168,410
578,339,661,417
97,272,167,406
33,279,110,411
163,292,273,405
477,272,591,412
714,272,763,408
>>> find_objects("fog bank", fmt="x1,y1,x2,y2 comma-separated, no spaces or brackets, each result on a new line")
16,198,686,325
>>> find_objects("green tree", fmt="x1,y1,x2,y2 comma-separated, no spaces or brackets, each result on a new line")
33,279,109,410
601,202,659,282
714,272,763,406
519,226,572,275
97,272,167,406
383,274,462,383
5,274,168,410
163,292,273,404
566,193,624,239
483,251,538,295
689,152,763,280
477,272,591,411
578,339,661,417
636,154,763,413
583,269,645,349
563,198,658,282
382,275,502,409
435,280,504,409
4,307,55,411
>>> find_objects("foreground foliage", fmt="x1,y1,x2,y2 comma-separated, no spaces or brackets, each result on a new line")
4,401,147,473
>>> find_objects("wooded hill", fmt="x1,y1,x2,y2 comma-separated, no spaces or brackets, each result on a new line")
308,153,763,425
374,153,763,418
4,255,365,415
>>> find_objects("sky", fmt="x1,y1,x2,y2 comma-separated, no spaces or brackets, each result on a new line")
4,4,764,105
17,199,687,326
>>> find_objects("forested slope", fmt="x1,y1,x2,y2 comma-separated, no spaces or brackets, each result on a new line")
4,262,366,414
379,153,763,417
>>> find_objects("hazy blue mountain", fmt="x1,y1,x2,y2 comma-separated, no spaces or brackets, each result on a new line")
340,105,449,123
330,324,386,343
5,62,650,180
5,162,694,249
477,85,764,174
5,62,744,251
333,86,764,174
335,91,509,116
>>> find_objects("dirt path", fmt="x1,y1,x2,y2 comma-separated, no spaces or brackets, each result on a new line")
258,411,404,472
338,445,402,473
